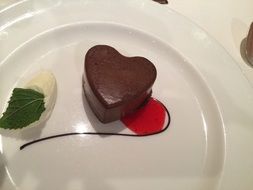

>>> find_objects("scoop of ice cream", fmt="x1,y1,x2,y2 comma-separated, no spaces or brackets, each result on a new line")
24,71,57,128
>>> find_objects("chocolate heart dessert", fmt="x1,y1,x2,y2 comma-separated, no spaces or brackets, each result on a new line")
83,45,157,123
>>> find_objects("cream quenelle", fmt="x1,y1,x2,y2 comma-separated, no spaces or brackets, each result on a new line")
25,71,57,128
0,71,57,130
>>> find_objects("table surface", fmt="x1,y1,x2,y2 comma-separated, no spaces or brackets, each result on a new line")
168,0,253,86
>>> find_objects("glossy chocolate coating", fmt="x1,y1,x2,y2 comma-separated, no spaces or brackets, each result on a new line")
83,45,157,123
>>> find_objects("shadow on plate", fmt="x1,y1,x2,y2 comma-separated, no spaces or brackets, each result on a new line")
0,153,6,188
0,121,45,141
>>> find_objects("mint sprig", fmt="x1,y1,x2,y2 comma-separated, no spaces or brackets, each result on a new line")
0,88,45,129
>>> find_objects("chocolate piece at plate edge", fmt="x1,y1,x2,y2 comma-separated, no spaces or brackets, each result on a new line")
83,45,157,123
246,22,253,65
153,0,168,4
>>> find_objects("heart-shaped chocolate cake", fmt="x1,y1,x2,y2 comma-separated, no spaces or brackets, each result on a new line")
83,45,157,123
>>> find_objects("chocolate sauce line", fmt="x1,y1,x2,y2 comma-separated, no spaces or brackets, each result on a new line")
20,103,170,150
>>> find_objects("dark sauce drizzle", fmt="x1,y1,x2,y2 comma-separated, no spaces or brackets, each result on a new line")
20,102,170,150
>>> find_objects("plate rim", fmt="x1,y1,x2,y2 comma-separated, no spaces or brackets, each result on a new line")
0,0,253,189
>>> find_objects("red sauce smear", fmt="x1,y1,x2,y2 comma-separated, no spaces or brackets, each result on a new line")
121,98,166,135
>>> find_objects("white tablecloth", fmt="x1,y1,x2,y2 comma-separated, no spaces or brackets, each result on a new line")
169,0,253,86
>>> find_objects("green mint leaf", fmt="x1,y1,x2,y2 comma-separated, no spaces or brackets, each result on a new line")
0,88,45,129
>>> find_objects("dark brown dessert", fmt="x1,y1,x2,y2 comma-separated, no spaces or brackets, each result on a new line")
83,45,157,123
246,22,253,65
153,0,168,4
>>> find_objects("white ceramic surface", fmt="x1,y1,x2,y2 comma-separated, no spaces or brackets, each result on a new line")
0,0,252,190
169,0,253,86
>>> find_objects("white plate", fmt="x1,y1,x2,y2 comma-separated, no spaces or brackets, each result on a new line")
0,0,252,190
